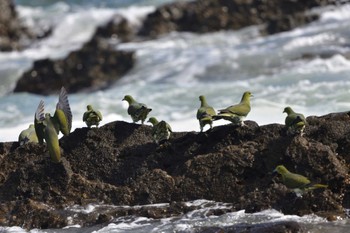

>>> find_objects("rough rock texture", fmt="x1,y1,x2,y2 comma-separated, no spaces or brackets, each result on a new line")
0,112,349,229
138,0,344,37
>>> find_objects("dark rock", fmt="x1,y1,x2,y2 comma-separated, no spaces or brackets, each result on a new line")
198,221,305,233
0,113,349,229
13,36,135,95
0,0,35,51
94,15,134,43
138,0,344,37
13,14,136,95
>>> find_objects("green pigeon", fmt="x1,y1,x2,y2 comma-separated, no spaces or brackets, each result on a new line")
273,165,328,194
196,95,216,132
283,107,306,135
213,91,253,125
83,105,103,128
148,117,172,144
122,95,152,124
43,113,61,163
34,87,72,163
18,124,39,145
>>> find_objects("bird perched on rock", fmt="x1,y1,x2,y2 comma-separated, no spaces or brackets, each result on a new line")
197,95,216,132
18,124,39,145
213,91,252,126
283,107,306,135
34,87,72,163
273,165,328,195
122,95,152,124
83,105,103,128
148,117,172,144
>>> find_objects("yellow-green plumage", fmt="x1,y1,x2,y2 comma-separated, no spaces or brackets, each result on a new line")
283,107,306,135
18,124,39,145
123,95,152,124
34,87,72,163
274,165,328,192
55,87,72,135
196,95,216,132
148,117,172,144
83,105,103,128
213,91,252,125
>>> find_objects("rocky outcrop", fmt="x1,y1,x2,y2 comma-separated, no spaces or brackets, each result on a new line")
0,112,349,229
138,0,343,37
13,15,135,95
0,0,34,51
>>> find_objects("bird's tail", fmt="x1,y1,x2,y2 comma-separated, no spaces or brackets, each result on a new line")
212,114,229,121
201,116,213,122
141,106,152,113
305,183,328,191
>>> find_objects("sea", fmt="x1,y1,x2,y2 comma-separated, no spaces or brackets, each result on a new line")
0,0,350,232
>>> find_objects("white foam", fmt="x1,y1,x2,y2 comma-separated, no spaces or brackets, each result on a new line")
319,3,350,22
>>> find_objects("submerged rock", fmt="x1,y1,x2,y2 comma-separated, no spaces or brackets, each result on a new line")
0,112,349,229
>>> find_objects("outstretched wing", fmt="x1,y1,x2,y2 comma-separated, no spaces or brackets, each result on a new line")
56,87,72,134
34,100,45,144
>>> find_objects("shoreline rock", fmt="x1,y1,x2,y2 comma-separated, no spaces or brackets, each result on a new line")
0,112,349,229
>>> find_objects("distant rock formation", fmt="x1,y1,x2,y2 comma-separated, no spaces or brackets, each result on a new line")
12,0,346,95
0,112,349,229
13,15,135,95
0,0,34,51
13,37,135,95
138,0,342,37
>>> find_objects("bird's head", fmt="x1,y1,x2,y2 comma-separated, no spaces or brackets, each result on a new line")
273,165,289,175
241,91,253,101
199,95,205,102
147,117,158,125
122,95,134,104
87,105,93,111
283,107,293,114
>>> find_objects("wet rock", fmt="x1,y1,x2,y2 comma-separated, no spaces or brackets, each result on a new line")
13,15,135,95
94,14,134,43
0,0,34,51
0,113,349,229
138,0,342,37
13,36,135,95
199,220,305,233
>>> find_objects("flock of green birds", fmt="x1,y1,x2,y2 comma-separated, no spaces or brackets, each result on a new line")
17,88,327,195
